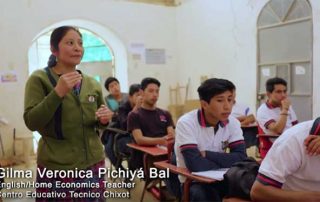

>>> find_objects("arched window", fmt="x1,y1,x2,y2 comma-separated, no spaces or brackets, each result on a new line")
81,29,113,62
29,28,113,72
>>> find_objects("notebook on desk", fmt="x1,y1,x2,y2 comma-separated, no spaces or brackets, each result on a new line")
192,168,229,180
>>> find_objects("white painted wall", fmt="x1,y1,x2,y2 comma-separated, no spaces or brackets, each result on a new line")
0,0,178,156
77,62,114,97
176,0,320,119
176,0,268,112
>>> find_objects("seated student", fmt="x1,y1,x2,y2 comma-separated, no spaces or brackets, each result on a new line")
250,120,320,201
107,84,142,168
231,90,257,149
127,77,175,169
102,77,128,164
256,77,298,158
118,84,143,130
231,91,255,127
104,76,128,114
257,77,298,135
174,78,247,202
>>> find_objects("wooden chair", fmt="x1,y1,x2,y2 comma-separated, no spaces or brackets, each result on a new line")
154,140,217,202
154,160,216,202
127,143,169,202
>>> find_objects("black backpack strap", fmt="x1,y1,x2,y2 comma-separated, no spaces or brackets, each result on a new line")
44,67,57,86
309,117,320,136
44,67,64,140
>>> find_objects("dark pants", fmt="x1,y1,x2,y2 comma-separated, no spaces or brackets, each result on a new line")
104,134,118,167
189,181,227,202
164,153,182,199
242,127,259,148
105,133,132,168
117,135,132,156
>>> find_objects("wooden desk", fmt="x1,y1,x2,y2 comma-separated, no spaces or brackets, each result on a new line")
127,143,168,156
241,123,257,128
154,160,217,202
127,143,168,202
154,161,215,184
258,134,279,138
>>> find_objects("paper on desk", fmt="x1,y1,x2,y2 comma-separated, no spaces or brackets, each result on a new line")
156,144,167,151
192,168,229,180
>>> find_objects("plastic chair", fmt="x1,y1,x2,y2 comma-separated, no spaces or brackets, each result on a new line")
257,124,274,159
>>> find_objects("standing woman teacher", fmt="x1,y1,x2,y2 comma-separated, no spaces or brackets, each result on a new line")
24,26,112,201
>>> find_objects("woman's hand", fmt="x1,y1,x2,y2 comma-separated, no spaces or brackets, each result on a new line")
54,71,82,97
96,105,113,125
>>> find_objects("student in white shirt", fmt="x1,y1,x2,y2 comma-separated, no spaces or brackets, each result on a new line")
174,78,247,201
251,120,320,201
231,91,255,127
257,77,298,135
231,90,257,149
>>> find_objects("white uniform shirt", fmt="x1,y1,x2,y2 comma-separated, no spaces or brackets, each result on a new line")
257,102,297,135
258,120,320,191
231,101,251,118
174,109,244,182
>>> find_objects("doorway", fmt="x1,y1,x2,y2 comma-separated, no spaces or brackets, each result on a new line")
257,0,313,121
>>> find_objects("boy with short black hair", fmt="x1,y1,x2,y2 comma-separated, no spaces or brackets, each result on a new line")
104,76,128,113
174,78,247,201
257,77,298,135
105,84,143,169
256,77,298,158
102,77,128,167
127,77,174,169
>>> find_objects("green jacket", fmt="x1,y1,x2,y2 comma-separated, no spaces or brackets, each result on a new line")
24,68,105,170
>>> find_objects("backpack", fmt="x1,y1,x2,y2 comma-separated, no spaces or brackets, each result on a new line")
223,157,260,200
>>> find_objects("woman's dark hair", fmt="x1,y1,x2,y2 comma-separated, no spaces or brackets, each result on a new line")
266,77,287,93
104,77,119,91
141,77,161,90
129,84,141,96
197,78,235,103
47,26,82,67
